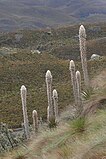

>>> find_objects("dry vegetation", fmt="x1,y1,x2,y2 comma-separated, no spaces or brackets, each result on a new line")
0,22,106,128
0,23,106,158
1,86,106,159
0,49,106,128
0,53,106,159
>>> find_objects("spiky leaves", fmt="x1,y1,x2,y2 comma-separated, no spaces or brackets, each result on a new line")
45,70,54,122
20,85,30,139
53,89,58,121
32,110,38,133
69,60,77,105
76,71,83,116
79,25,89,88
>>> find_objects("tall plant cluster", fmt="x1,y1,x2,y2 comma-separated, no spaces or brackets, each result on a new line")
69,61,82,117
1,25,91,153
69,25,90,116
45,70,59,126
19,70,59,140
21,86,39,138
18,25,90,139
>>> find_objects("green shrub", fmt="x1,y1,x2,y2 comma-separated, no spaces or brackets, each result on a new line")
72,117,86,133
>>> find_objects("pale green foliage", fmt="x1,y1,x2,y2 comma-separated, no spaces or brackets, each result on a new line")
82,87,94,100
72,117,86,133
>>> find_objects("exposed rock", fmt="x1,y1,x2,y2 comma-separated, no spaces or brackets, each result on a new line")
90,54,101,60
31,49,41,54
15,33,23,42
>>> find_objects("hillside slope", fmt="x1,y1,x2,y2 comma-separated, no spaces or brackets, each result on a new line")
0,22,106,159
0,50,106,128
1,70,106,159
0,23,106,128
0,23,106,127
0,23,106,60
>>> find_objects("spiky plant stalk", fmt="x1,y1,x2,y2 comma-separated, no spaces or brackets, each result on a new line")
20,85,30,139
69,60,77,105
53,89,58,121
32,110,38,133
76,71,83,116
79,25,89,88
45,70,54,122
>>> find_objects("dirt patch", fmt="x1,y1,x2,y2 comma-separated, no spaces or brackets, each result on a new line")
81,97,106,117
91,69,106,88
82,141,106,159
84,153,106,159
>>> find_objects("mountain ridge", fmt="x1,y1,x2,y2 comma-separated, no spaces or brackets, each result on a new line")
0,0,106,31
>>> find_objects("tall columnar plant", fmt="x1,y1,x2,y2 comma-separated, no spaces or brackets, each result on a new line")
76,71,83,116
79,25,89,88
53,89,58,121
69,60,77,105
20,85,30,139
32,110,38,133
45,70,54,122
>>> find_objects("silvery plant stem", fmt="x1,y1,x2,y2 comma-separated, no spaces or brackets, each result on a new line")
47,106,49,122
76,71,83,116
45,70,54,122
20,85,30,139
69,60,77,105
79,25,89,89
32,110,38,133
53,89,58,121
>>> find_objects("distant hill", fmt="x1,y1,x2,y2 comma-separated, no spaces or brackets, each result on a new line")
0,22,106,60
0,0,106,31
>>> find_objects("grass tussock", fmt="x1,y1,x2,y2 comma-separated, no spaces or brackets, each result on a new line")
1,107,106,159
71,117,86,133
